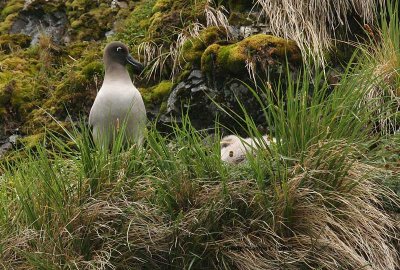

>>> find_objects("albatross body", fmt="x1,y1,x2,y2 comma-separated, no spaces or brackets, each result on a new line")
89,41,146,147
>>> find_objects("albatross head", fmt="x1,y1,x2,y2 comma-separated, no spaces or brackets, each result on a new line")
103,41,144,74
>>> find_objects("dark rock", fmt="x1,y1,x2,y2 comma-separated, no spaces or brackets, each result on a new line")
191,78,203,86
191,84,208,93
10,9,68,45
161,69,268,136
8,134,19,144
0,134,19,157
188,69,203,80
0,142,13,157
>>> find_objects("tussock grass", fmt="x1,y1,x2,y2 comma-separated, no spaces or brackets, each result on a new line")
359,1,400,134
1,130,398,269
1,60,400,268
254,0,382,66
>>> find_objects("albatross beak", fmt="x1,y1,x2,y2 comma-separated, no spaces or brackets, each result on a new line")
126,54,144,74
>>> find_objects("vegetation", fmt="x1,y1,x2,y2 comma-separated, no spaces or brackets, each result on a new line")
254,0,383,65
1,57,399,268
0,0,399,269
200,34,302,78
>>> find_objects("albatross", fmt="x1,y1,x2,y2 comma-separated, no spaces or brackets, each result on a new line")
89,41,146,148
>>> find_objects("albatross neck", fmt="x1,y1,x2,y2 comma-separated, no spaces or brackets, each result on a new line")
104,62,132,82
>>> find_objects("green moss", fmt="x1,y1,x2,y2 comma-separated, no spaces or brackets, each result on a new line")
0,13,19,33
201,34,302,76
66,0,91,11
140,80,173,104
152,0,172,13
177,67,191,82
64,41,91,58
116,0,157,47
0,53,40,118
228,12,253,26
0,79,14,107
81,61,104,78
18,133,45,149
0,73,36,123
65,0,123,42
0,34,31,53
70,20,82,29
0,35,102,136
27,42,102,133
181,27,226,66
23,0,65,13
159,100,168,113
154,80,173,97
0,1,24,18
200,44,221,74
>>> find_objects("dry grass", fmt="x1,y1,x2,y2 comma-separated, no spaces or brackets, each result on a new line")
205,0,234,39
138,22,205,81
358,2,400,134
138,0,235,81
254,0,382,66
1,141,398,269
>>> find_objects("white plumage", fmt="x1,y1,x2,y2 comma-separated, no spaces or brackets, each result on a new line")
89,41,146,147
220,134,276,164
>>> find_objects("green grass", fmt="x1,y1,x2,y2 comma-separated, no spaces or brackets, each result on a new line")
0,64,399,269
0,2,400,270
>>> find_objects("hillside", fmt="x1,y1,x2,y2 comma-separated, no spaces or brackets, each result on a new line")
0,0,399,269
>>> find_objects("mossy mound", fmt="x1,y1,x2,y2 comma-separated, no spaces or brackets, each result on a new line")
115,0,212,84
181,26,227,66
201,34,302,77
23,41,103,135
147,0,207,38
0,49,41,129
0,33,102,136
118,0,208,50
66,0,120,41
140,80,174,104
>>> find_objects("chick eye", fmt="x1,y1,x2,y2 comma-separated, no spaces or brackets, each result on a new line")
116,47,123,52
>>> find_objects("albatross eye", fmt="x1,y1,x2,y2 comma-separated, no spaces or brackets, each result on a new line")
116,46,123,52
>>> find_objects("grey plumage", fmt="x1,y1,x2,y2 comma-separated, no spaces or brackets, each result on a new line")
89,41,146,147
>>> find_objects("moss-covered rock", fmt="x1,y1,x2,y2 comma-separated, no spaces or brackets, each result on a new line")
181,26,227,66
140,80,174,104
201,34,302,77
65,0,119,41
